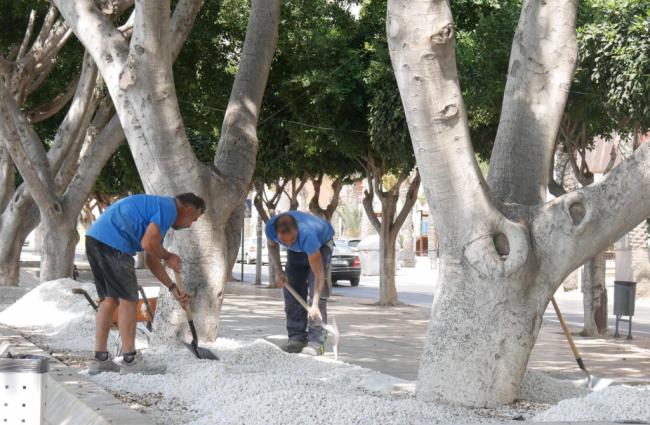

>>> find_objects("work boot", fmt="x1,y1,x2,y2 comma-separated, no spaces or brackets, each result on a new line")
279,339,307,353
300,341,324,356
118,352,167,375
88,353,120,375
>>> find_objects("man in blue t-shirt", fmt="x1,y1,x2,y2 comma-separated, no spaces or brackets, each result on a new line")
266,211,334,356
85,193,205,374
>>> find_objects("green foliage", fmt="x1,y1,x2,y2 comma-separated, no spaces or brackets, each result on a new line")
455,1,521,158
256,0,368,183
574,0,650,137
360,0,414,175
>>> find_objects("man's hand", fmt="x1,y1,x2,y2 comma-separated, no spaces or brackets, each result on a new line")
171,286,191,310
274,271,288,288
308,302,322,321
164,253,182,273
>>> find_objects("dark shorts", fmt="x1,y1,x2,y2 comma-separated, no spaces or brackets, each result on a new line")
85,236,139,302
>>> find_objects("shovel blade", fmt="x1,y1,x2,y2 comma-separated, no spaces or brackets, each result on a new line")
323,317,340,361
589,375,613,391
184,320,219,360
183,341,219,360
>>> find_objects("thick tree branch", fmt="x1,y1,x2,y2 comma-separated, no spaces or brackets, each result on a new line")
363,172,381,233
47,53,99,175
0,83,59,212
324,178,344,220
487,0,578,205
214,0,281,193
535,140,650,286
171,0,205,60
253,183,270,223
393,170,421,235
548,143,567,197
62,114,125,215
287,177,306,210
17,10,37,61
387,0,497,241
54,0,130,84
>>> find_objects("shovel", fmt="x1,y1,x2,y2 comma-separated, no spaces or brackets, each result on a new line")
283,283,340,360
551,297,612,391
173,271,219,360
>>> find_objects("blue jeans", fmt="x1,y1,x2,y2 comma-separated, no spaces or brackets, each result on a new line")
283,242,332,344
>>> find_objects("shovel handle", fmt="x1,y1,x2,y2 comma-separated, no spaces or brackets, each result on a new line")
551,296,585,370
173,271,193,321
283,283,311,312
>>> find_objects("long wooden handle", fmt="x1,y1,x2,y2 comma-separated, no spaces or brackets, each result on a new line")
283,283,311,312
551,296,583,365
173,271,193,321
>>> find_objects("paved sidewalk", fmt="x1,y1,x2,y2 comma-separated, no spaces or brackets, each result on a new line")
218,280,650,384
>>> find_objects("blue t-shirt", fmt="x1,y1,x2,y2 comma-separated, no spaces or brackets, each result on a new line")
265,211,334,255
87,195,177,255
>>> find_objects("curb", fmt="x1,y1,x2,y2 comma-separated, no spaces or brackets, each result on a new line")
0,326,155,425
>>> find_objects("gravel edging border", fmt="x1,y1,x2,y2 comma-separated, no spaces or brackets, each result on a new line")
0,325,154,425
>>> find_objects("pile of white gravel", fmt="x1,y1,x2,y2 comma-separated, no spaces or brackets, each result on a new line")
534,385,650,422
518,370,588,404
3,279,650,424
0,278,100,351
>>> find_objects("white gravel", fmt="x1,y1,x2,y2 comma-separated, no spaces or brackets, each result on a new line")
89,339,500,425
518,370,588,404
534,384,650,422
0,278,100,351
4,279,650,424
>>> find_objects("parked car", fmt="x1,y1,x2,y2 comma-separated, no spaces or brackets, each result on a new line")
241,237,287,265
334,238,361,253
331,244,361,287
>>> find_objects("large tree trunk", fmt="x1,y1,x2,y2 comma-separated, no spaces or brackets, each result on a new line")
378,215,398,305
580,251,608,336
0,199,39,286
399,183,416,267
388,0,577,407
226,202,245,281
630,221,650,297
362,164,420,306
388,0,650,407
56,0,281,342
40,217,79,281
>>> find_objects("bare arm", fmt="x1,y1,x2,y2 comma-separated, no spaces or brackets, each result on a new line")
267,239,288,287
141,222,172,260
145,252,173,288
267,239,282,271
145,253,190,308
141,222,182,272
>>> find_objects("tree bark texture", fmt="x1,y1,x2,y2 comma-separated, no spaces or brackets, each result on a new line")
56,0,281,341
580,251,608,336
386,0,650,407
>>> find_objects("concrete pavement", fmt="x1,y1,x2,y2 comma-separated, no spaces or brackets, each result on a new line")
217,279,650,384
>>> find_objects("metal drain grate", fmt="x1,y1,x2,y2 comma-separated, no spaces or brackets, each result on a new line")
0,354,48,425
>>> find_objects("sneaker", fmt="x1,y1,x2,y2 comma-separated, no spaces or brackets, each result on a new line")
300,341,324,356
118,352,167,375
279,339,307,353
88,355,120,375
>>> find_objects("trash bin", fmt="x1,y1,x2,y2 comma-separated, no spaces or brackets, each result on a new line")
356,235,400,276
614,280,636,316
614,280,636,339
0,354,49,425
357,235,381,276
